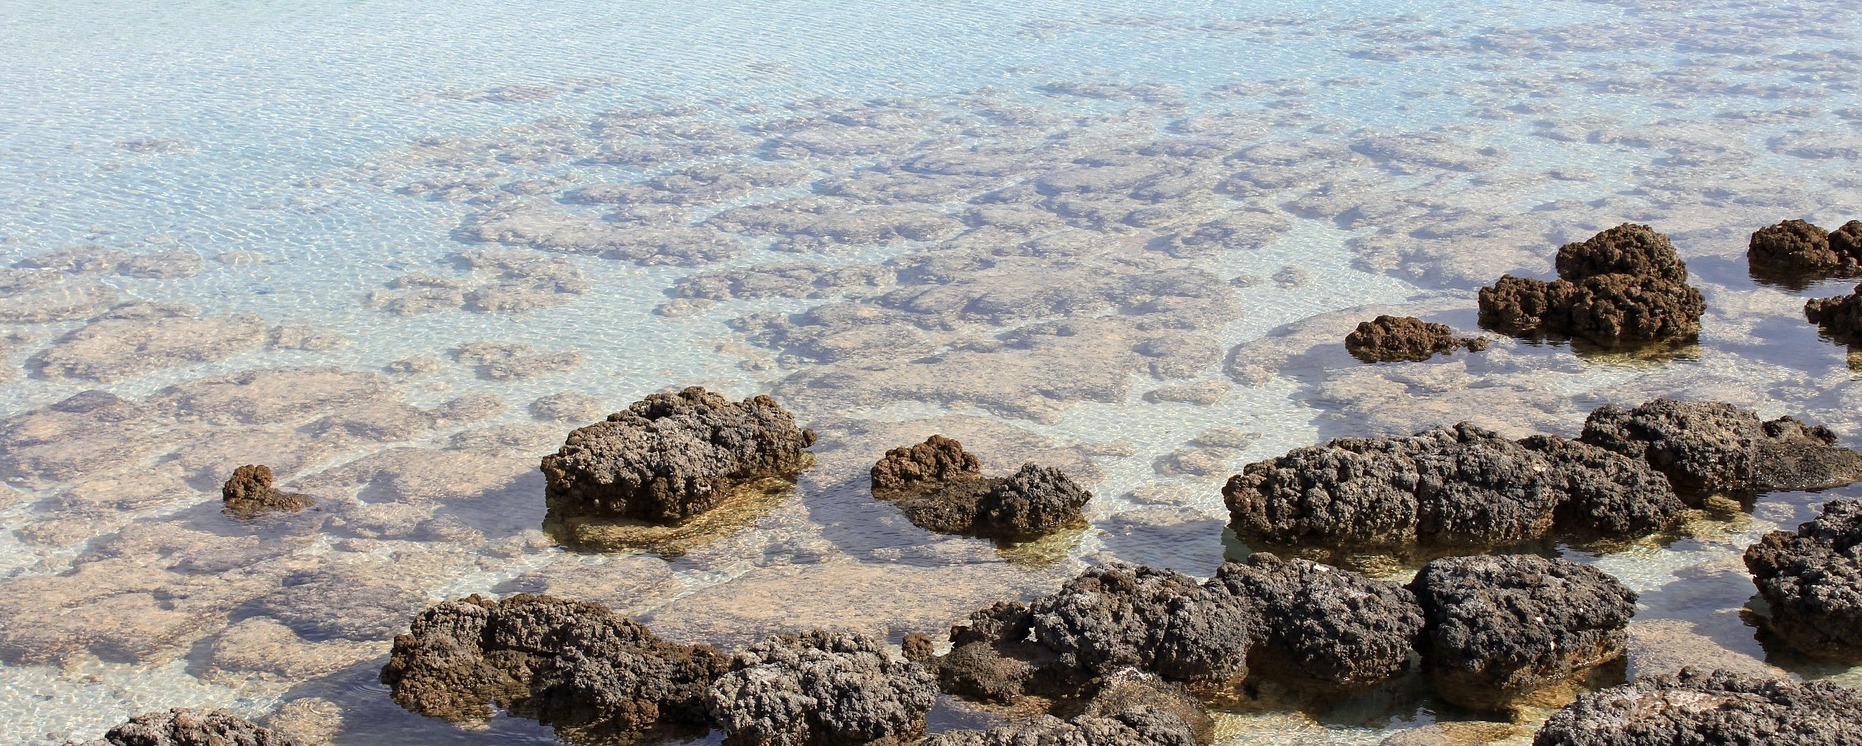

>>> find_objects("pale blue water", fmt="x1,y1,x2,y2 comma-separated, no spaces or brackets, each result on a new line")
2,0,1861,743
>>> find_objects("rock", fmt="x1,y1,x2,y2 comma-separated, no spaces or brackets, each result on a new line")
1580,399,1862,499
1211,554,1423,691
871,437,1091,542
925,669,1210,746
1028,562,1254,684
222,465,313,518
254,569,428,641
540,387,815,524
1345,315,1489,363
870,435,981,492
1743,498,1862,662
1223,423,1682,555
1532,668,1862,745
380,594,727,740
1806,283,1862,347
706,631,936,746
1410,555,1636,712
1748,219,1860,286
933,602,1065,703
79,708,306,746
1477,224,1705,349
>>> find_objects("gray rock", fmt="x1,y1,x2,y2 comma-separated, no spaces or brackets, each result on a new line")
79,708,306,746
1581,399,1862,499
1744,498,1862,663
706,631,936,746
1532,668,1862,746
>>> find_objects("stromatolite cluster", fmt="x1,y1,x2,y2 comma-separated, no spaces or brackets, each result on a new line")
1747,218,1862,287
1743,498,1862,663
870,435,1091,541
1579,399,1862,499
1477,224,1705,350
221,464,313,518
1344,315,1489,363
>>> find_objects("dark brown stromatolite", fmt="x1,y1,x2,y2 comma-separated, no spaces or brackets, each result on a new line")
870,436,1089,541
1478,224,1704,349
1344,315,1488,363
221,464,312,518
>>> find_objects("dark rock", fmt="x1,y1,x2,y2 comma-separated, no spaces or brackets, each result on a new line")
932,602,1064,703
1806,283,1862,346
80,708,306,746
1345,315,1489,363
1748,219,1856,285
974,464,1092,540
705,631,936,746
1028,562,1253,685
1478,224,1704,349
870,437,1090,541
540,387,815,524
1581,399,1862,499
1832,220,1862,261
1532,667,1862,745
1743,498,1862,662
221,464,312,518
1410,555,1635,711
1211,553,1423,691
1223,423,1681,554
926,669,1210,746
870,435,980,492
380,594,726,741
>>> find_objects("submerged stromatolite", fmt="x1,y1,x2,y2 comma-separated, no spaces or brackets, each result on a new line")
1410,555,1635,712
221,464,313,518
78,708,306,746
1532,668,1862,745
1743,498,1862,663
1477,224,1705,350
1580,399,1862,499
706,631,937,746
1344,315,1489,363
541,387,815,524
870,435,1091,541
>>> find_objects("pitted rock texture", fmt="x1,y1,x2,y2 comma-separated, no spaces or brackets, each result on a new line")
1532,668,1862,746
871,436,1091,541
1477,224,1704,349
79,708,307,746
1806,283,1862,347
380,594,727,740
705,631,936,746
1223,423,1681,554
1747,219,1862,287
1345,315,1489,363
926,669,1210,746
541,387,815,524
1743,498,1862,663
1028,562,1254,685
1580,399,1862,499
1211,553,1424,690
1410,555,1636,711
221,464,313,518
932,601,1067,703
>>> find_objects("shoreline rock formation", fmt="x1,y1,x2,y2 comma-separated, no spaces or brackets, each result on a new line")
78,708,307,746
1806,283,1862,348
541,387,815,524
1743,498,1862,663
1747,218,1862,287
1532,668,1862,745
221,464,313,518
870,436,1091,541
1344,315,1489,363
1477,224,1705,350
706,631,937,746
1580,399,1862,499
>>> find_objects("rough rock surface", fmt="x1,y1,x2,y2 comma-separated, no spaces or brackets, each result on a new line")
1345,315,1489,363
1028,562,1254,684
1580,399,1862,499
380,594,727,739
932,602,1066,702
706,631,936,746
1224,423,1681,553
1410,555,1636,711
541,387,815,524
1743,498,1862,662
925,669,1209,746
1532,668,1862,746
1477,224,1705,349
1748,219,1855,282
870,436,1091,541
1805,283,1862,347
79,708,306,746
221,464,313,518
1211,553,1423,690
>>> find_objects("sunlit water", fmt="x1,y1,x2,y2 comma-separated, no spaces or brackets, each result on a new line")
2,0,1861,743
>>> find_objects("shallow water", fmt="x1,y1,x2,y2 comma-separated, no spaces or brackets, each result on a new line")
3,0,1862,743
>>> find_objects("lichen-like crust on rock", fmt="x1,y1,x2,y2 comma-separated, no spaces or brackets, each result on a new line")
1028,562,1254,684
1211,553,1423,690
1223,423,1681,554
1806,283,1862,347
1410,555,1635,711
1477,224,1704,349
1744,498,1862,663
541,387,815,524
380,594,727,741
1532,668,1862,746
705,631,936,746
870,436,1090,541
221,464,313,518
1344,315,1488,363
1580,399,1862,499
78,708,307,746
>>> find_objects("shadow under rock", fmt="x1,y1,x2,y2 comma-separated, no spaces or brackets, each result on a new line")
1093,510,1229,577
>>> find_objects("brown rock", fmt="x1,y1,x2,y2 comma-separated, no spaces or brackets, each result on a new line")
222,465,313,518
1345,315,1488,363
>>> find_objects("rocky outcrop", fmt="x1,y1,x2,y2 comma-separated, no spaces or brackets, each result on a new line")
926,669,1211,746
1580,399,1862,499
541,387,815,524
1344,315,1488,363
221,464,312,518
1410,555,1635,712
380,594,727,741
78,708,307,746
1223,423,1681,556
1211,553,1424,692
1029,563,1255,685
1806,283,1862,347
870,436,1091,541
1748,219,1862,287
1743,498,1862,662
1532,668,1862,745
706,631,936,746
1478,224,1705,349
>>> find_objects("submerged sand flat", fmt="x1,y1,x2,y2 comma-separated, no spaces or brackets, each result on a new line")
2,0,1862,743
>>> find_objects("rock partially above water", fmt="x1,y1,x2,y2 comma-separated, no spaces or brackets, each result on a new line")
1744,498,1862,663
705,631,937,746
1580,399,1862,499
1748,218,1862,287
1212,553,1423,692
1410,555,1635,712
1478,224,1704,350
541,387,815,524
222,464,312,518
79,708,307,746
926,669,1210,746
1344,315,1489,363
1029,562,1254,685
870,436,1091,541
1532,668,1862,746
1805,283,1862,347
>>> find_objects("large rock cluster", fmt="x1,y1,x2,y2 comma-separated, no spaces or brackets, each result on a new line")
1532,668,1862,745
1344,315,1489,363
540,387,816,524
78,708,307,746
870,436,1091,541
220,464,313,518
1477,224,1705,349
1747,218,1862,287
1743,498,1862,662
1580,399,1862,499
